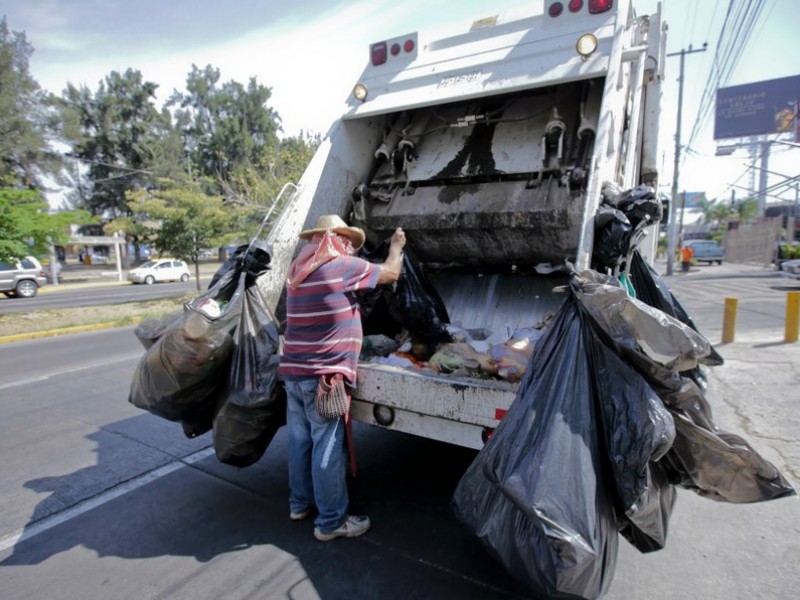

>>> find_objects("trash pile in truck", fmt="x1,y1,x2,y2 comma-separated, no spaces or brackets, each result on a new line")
126,185,795,600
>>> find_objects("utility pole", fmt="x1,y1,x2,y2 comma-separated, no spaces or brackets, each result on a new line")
665,43,707,275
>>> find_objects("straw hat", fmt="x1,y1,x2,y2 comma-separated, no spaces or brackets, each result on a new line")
298,214,366,250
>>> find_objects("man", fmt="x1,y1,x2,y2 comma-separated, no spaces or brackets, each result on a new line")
279,214,406,541
679,243,694,273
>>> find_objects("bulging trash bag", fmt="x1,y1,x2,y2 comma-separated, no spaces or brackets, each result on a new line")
629,251,723,368
572,270,711,373
658,382,796,503
617,461,677,553
572,271,795,504
209,240,273,289
128,269,243,435
358,241,452,348
213,285,286,467
614,185,662,228
453,297,619,600
593,206,632,269
133,312,182,350
592,185,661,271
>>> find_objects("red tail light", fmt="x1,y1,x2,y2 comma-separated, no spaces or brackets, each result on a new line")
569,0,584,11
371,42,387,66
548,2,564,17
588,0,613,13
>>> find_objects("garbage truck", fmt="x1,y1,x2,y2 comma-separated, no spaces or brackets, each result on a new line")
258,0,668,449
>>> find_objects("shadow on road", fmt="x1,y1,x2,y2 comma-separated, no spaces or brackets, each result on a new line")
1,417,527,598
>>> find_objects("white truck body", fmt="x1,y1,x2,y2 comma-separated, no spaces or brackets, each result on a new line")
260,0,667,449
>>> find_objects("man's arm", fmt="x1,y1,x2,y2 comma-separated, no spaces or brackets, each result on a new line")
377,228,406,285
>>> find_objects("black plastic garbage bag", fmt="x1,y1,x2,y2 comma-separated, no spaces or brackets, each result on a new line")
213,285,287,467
659,401,796,503
572,271,795,504
128,269,243,434
629,251,723,368
592,206,632,269
133,312,182,350
358,241,452,347
571,271,711,373
614,185,662,228
617,461,676,553
585,316,676,519
209,240,273,289
453,297,619,600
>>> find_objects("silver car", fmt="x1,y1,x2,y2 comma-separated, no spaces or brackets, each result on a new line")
128,259,191,284
0,256,48,298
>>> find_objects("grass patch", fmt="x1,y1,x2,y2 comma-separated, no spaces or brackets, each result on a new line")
0,295,193,338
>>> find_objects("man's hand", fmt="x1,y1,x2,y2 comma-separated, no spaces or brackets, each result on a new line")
378,227,406,285
390,227,406,251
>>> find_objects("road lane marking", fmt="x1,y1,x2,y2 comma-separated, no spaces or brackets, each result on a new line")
0,446,216,553
0,353,142,390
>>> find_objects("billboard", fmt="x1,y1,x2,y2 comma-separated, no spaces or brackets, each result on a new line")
714,75,800,140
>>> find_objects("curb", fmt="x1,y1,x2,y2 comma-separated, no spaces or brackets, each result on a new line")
0,318,142,345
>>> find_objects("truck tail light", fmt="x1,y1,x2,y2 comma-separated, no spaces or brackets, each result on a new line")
548,2,564,17
371,42,387,66
569,0,584,11
588,0,613,13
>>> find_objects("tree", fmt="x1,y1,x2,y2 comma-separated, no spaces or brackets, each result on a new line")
0,18,60,187
222,130,320,238
0,186,92,263
119,182,243,289
168,65,281,184
60,69,182,217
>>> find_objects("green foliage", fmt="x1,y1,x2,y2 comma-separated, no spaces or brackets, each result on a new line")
60,69,183,216
0,185,94,263
222,130,319,238
0,18,60,186
123,182,243,269
779,244,800,260
168,65,281,184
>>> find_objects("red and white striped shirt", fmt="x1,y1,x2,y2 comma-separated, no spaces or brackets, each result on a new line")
279,255,380,384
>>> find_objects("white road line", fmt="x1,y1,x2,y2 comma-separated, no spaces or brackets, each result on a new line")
0,353,142,390
0,446,216,553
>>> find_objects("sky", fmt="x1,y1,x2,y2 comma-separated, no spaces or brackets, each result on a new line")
3,0,798,209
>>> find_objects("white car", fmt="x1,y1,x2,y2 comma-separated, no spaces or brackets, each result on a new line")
128,259,191,284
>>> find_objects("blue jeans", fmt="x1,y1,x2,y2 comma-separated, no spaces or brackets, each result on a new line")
284,377,349,533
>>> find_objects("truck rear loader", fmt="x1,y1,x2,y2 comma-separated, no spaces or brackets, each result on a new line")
258,0,668,449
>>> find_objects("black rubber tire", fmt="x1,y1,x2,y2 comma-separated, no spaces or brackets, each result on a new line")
15,280,38,298
180,273,190,282
144,275,155,285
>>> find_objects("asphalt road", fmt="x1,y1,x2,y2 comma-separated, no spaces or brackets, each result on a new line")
0,266,798,599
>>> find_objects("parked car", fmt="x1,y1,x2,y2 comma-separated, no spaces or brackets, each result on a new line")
779,259,800,281
685,239,725,265
0,256,48,298
128,259,191,284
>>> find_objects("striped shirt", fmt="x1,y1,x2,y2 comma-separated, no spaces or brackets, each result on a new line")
279,255,380,384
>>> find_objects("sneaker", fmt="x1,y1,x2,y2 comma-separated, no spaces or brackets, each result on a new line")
314,515,371,542
290,508,311,521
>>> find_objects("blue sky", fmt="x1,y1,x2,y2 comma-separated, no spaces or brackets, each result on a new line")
4,0,798,206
